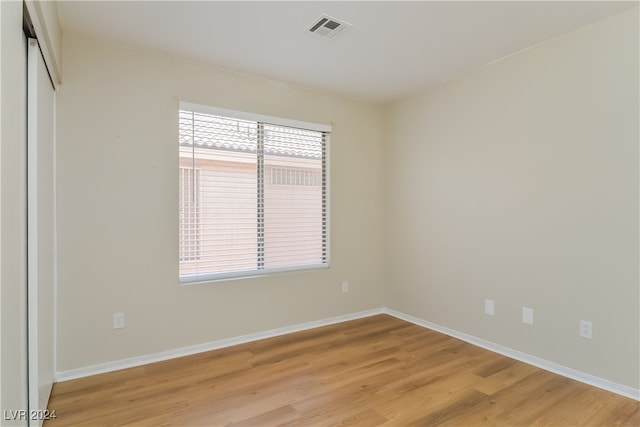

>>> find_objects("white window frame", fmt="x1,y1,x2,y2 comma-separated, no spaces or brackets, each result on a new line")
178,102,331,284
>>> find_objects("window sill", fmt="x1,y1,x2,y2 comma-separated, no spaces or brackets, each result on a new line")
179,263,330,286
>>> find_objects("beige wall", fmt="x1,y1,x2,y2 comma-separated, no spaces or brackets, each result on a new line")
385,8,639,388
0,1,29,425
56,34,386,372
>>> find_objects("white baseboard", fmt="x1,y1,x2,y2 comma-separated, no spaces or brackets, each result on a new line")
56,306,639,401
383,308,640,401
54,308,384,382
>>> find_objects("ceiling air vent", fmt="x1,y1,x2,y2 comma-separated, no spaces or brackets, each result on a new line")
306,14,352,40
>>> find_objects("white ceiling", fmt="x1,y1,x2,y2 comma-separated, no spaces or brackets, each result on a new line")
57,1,638,102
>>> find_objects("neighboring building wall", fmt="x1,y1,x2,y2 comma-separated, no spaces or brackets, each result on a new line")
263,162,324,269
179,155,324,276
178,157,258,275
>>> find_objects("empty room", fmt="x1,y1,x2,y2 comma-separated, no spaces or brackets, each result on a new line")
1,1,639,426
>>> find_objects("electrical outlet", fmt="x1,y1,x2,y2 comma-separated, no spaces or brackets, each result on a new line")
341,282,349,294
113,312,125,329
484,299,495,316
522,307,534,325
580,320,592,339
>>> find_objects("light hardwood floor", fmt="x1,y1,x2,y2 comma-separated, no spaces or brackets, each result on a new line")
46,314,639,426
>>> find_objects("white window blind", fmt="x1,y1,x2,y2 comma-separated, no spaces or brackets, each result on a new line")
178,103,330,282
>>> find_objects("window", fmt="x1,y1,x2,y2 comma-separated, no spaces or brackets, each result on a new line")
178,102,331,282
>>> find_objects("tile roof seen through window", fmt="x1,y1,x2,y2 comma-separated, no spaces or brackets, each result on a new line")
179,110,323,159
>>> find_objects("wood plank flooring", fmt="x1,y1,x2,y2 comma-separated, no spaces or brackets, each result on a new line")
46,314,639,426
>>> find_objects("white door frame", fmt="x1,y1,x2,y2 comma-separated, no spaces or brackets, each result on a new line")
27,37,56,427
